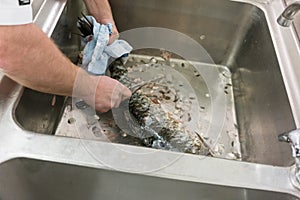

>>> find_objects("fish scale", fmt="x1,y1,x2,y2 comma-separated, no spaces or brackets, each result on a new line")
109,58,208,155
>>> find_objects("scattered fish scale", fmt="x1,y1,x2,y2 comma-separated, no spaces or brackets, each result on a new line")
109,58,208,155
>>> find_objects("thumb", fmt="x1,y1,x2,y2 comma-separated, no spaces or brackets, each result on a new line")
121,85,132,100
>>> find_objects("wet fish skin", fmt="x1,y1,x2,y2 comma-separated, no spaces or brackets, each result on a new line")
109,58,208,155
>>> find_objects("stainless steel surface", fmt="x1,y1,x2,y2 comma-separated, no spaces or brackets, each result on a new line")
285,0,300,38
277,1,300,27
279,129,300,188
33,0,67,37
0,158,298,200
110,0,298,166
14,89,65,135
55,55,241,160
1,0,300,199
18,0,296,166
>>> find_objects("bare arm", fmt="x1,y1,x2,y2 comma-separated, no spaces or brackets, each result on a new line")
0,24,77,95
0,24,131,112
84,0,119,43
84,0,114,23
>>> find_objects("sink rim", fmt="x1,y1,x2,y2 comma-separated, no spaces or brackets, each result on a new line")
0,0,300,197
0,134,298,197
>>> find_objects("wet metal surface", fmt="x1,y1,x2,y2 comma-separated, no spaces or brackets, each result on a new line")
2,0,300,199
55,54,240,160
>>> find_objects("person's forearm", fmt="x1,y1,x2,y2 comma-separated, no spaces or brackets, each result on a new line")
0,23,78,96
0,23,132,112
83,0,119,44
83,0,114,24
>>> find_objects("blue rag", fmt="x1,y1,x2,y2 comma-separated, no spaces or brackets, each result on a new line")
80,16,132,75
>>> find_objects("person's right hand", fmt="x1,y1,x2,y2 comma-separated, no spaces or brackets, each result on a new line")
74,68,132,113
94,76,131,112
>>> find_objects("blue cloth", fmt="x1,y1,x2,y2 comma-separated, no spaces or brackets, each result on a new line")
80,16,132,75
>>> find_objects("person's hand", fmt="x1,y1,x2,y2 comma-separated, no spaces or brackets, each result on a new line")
94,76,131,112
108,24,119,45
100,18,119,45
74,69,132,113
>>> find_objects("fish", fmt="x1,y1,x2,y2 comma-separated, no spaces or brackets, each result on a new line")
109,58,208,155
76,15,208,155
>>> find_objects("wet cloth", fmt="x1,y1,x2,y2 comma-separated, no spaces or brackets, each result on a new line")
80,16,132,75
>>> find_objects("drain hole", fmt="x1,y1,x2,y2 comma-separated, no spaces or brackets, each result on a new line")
68,118,76,124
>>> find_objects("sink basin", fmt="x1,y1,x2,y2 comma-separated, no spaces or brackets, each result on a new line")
14,0,295,166
15,89,65,135
109,0,296,166
0,158,298,200
3,0,300,199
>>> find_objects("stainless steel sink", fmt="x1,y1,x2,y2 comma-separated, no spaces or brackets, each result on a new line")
15,89,65,135
0,158,297,200
1,0,300,199
110,0,296,167
14,0,295,166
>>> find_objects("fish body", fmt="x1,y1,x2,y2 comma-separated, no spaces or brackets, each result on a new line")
109,58,208,155
77,16,207,155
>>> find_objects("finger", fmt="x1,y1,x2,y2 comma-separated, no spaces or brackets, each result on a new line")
113,98,122,108
110,89,122,108
96,105,110,113
108,33,119,45
114,82,132,99
121,85,132,99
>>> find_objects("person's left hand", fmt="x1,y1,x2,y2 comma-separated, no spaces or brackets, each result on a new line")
100,18,119,45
